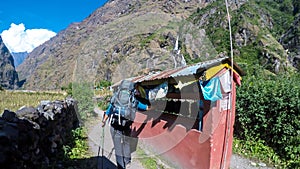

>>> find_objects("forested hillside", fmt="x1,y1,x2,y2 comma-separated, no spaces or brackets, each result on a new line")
188,1,300,167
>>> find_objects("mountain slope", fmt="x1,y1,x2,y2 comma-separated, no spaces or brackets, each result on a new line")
17,0,212,90
0,36,19,89
17,0,299,90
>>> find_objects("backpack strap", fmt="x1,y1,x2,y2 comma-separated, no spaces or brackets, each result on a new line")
110,94,116,106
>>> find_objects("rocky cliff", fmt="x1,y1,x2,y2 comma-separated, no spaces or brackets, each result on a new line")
17,0,300,90
280,14,300,70
0,36,19,89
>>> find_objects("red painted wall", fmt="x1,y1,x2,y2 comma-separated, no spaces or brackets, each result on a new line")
131,83,237,169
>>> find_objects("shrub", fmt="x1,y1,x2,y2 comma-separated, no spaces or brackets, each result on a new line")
63,127,88,159
94,80,111,90
235,73,300,168
72,82,95,122
61,83,73,96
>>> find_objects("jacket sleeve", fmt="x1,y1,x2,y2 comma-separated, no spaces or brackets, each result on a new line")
105,103,114,115
137,101,148,111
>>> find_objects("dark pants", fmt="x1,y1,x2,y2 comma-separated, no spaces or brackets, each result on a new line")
110,126,131,169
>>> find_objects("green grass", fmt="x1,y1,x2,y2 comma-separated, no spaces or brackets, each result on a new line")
0,90,66,113
233,138,283,168
136,147,168,169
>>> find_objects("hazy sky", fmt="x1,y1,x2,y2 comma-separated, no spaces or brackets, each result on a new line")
0,0,107,53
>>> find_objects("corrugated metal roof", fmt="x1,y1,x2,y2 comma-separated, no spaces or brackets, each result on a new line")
131,57,228,82
111,57,245,88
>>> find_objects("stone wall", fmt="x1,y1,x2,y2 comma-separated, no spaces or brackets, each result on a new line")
0,98,79,169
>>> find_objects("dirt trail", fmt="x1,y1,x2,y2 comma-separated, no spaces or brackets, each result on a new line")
86,107,145,169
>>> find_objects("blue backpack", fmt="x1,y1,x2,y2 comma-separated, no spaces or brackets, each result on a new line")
110,80,137,128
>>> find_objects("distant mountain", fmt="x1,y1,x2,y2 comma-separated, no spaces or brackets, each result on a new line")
11,52,28,67
0,36,19,89
17,0,300,90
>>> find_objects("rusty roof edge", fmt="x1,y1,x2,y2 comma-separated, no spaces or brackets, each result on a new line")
134,57,231,84
111,57,245,88
222,58,246,76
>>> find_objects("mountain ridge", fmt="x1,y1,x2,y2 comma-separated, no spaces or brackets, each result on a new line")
16,0,299,90
17,0,210,90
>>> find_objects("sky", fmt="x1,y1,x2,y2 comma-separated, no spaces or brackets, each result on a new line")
0,0,108,53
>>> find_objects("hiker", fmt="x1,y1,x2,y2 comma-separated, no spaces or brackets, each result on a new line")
101,80,150,169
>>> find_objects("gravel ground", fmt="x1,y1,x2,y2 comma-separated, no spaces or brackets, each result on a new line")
88,107,275,169
230,154,275,169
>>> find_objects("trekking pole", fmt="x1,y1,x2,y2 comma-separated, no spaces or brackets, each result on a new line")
101,124,105,169
97,112,106,169
107,147,114,159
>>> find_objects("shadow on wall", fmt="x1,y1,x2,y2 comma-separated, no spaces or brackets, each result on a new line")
131,98,211,137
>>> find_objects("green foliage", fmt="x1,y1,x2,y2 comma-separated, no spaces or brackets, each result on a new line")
209,28,230,53
0,85,3,91
140,33,156,48
97,94,111,111
238,45,261,65
189,0,296,68
190,1,230,54
63,127,89,159
180,44,194,65
95,80,112,89
72,82,95,121
235,73,300,168
188,4,299,167
61,83,73,96
136,148,167,169
255,0,294,39
233,138,283,167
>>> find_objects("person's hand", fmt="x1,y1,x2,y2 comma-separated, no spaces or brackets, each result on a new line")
102,112,107,127
147,105,151,111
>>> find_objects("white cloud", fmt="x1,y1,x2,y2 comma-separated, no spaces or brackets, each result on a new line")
1,23,56,53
